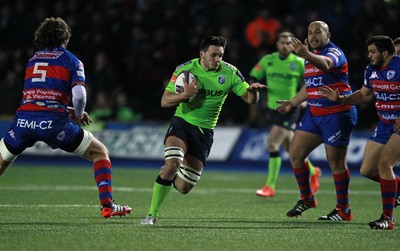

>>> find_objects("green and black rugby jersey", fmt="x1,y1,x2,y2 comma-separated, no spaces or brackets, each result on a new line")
166,58,249,129
250,52,304,109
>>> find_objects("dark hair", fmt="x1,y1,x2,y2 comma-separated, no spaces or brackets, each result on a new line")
34,17,72,50
200,36,227,51
278,31,294,40
394,37,400,45
366,35,395,55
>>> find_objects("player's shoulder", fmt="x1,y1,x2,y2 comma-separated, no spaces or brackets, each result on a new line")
326,41,344,54
287,53,304,63
261,52,277,61
175,59,196,72
221,61,238,72
391,55,400,66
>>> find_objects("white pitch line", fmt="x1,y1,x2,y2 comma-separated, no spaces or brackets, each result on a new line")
0,204,97,208
0,185,380,195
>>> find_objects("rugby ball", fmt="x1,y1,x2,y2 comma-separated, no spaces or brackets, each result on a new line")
175,70,197,102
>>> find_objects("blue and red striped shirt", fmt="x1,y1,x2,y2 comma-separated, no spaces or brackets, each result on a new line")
19,47,85,113
364,55,400,124
304,41,354,116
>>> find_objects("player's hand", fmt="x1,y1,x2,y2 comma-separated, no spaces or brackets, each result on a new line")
67,107,93,126
319,86,340,101
247,82,267,93
183,77,198,99
290,37,309,58
78,112,92,126
276,100,294,115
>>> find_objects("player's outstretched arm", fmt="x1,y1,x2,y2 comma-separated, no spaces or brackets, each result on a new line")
276,85,307,114
241,82,267,104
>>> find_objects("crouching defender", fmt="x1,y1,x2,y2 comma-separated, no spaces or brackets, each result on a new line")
140,36,266,225
0,17,132,218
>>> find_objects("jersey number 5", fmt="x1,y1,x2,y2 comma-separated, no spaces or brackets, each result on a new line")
32,62,49,82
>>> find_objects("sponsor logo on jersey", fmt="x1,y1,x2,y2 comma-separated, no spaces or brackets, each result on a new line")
218,75,226,84
16,119,53,130
369,71,378,79
380,113,398,121
170,75,178,83
387,70,395,80
30,51,64,60
269,72,296,80
198,89,224,96
304,66,320,74
374,92,400,101
371,83,400,91
377,103,400,109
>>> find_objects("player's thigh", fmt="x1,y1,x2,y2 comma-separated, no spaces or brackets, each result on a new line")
267,125,292,151
289,130,322,166
379,133,400,178
360,140,383,178
162,135,187,179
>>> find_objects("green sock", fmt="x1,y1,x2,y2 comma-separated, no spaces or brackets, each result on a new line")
148,177,172,218
307,159,315,176
265,153,281,189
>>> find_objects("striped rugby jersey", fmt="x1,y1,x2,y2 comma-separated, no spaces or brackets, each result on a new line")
19,47,85,113
304,41,354,116
364,55,400,124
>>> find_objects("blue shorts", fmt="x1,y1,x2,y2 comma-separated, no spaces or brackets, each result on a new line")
369,121,399,144
165,116,213,165
297,107,357,147
3,111,82,154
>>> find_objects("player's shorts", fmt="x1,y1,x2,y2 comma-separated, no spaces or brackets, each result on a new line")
165,116,213,165
2,111,92,156
369,120,400,144
268,107,300,131
297,107,357,147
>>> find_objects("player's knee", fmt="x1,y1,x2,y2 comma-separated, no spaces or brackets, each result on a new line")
0,139,17,163
84,138,109,162
164,146,184,168
176,186,192,194
173,176,194,194
177,164,202,187
74,130,96,157
359,168,377,180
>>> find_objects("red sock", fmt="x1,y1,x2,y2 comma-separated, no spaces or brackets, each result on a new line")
380,178,397,220
333,169,350,211
293,164,313,201
94,160,113,206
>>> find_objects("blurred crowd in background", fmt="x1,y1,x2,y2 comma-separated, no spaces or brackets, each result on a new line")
1,0,399,129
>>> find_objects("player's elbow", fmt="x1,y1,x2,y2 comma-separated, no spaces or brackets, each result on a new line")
161,99,172,108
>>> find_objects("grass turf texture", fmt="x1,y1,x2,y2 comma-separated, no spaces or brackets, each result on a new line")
0,165,399,251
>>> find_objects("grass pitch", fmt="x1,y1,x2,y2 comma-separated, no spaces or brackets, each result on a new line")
0,164,399,251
